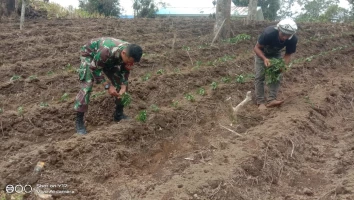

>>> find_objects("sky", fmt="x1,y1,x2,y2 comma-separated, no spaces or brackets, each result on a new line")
50,0,351,16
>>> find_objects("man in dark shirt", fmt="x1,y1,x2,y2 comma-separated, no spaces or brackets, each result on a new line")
253,19,298,111
74,37,143,134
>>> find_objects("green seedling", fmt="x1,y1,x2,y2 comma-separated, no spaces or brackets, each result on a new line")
141,73,151,81
136,110,147,122
305,56,314,62
211,81,218,90
174,68,181,74
225,33,251,43
65,63,75,73
60,93,69,102
0,108,3,114
185,94,195,102
265,58,287,84
206,61,213,66
121,93,132,107
17,106,23,116
156,69,164,75
182,46,191,51
150,104,159,112
219,55,234,62
197,88,205,96
195,61,202,67
29,75,37,80
172,100,179,108
47,71,54,76
10,75,21,81
221,77,231,83
236,74,245,83
39,102,49,107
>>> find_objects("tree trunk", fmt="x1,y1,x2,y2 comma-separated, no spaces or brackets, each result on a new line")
213,0,231,42
20,0,25,30
247,0,258,24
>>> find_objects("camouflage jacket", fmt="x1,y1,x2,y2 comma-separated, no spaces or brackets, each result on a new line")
80,37,130,85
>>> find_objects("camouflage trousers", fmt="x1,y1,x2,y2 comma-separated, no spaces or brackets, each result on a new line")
74,56,126,113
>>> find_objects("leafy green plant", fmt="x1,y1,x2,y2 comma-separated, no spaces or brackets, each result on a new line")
206,61,213,66
121,93,132,107
211,82,218,90
221,77,231,83
10,75,21,82
65,63,75,73
172,100,179,108
197,88,205,96
195,61,202,67
182,45,191,51
141,73,151,81
236,74,245,83
185,94,195,102
305,56,314,62
39,102,49,107
225,34,251,43
156,69,164,75
47,71,54,76
150,104,159,112
29,75,37,80
60,93,69,102
0,108,3,114
136,110,147,122
17,106,23,116
265,58,287,84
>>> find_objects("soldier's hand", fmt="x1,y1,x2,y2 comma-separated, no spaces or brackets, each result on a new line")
264,58,271,67
108,86,120,97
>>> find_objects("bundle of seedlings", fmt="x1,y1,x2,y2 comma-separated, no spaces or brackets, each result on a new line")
265,58,287,84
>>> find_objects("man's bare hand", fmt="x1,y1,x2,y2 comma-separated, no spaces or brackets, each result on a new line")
264,58,271,67
108,86,120,98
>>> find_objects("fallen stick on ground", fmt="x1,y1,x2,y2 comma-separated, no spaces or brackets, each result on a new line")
232,91,252,114
290,139,295,158
219,123,242,137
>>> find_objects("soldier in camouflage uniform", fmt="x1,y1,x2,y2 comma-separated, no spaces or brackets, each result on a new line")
74,37,143,134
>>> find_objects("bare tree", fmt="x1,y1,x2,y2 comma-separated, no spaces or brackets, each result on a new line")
212,0,231,44
247,0,258,24
20,0,25,30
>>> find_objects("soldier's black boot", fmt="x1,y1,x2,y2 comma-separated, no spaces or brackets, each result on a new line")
113,105,129,122
76,112,87,134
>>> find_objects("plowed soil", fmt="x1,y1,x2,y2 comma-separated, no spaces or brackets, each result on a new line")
1,18,354,200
